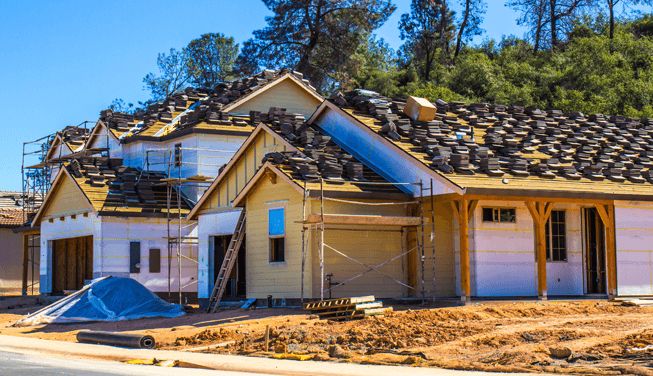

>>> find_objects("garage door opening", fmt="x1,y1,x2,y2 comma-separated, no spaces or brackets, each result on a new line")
52,236,93,294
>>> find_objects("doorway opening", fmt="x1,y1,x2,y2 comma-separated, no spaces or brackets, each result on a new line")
52,235,93,294
210,235,246,299
582,208,606,295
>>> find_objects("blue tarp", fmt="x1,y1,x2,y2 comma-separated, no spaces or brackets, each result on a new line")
15,276,184,326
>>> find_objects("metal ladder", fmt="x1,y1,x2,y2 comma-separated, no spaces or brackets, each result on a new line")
207,209,246,313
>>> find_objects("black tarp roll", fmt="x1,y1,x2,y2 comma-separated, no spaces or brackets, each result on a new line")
76,330,156,349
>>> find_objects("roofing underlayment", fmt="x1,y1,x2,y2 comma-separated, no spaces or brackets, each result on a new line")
14,276,184,326
330,90,653,197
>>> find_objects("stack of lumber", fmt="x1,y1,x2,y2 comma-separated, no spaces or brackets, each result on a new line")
303,296,392,321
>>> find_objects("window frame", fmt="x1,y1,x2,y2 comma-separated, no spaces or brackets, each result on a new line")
268,207,286,263
482,207,517,223
545,210,568,262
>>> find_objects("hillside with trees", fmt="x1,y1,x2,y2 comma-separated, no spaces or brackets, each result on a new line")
120,0,653,118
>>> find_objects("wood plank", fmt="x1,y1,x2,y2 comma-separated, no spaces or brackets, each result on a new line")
305,214,421,226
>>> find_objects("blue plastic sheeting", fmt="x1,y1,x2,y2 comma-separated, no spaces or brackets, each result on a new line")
268,207,285,236
15,276,184,326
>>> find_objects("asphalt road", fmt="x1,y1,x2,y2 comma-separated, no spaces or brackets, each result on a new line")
0,350,267,376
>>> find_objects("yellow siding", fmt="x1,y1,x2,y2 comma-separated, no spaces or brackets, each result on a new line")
245,177,308,298
230,78,321,118
307,198,411,299
422,200,456,297
201,131,287,212
42,174,94,219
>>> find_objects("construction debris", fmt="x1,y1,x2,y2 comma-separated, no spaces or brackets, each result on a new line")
303,296,393,321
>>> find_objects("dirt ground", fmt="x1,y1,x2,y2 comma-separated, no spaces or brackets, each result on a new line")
1,297,652,375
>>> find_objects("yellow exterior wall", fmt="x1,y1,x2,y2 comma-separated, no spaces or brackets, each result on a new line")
420,200,456,297
244,176,308,298
307,198,411,299
200,131,289,213
0,228,24,294
230,78,321,118
41,174,94,220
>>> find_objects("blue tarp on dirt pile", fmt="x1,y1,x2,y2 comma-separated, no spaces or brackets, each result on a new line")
14,276,184,326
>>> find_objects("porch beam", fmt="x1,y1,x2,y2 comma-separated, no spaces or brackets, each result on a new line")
594,203,617,299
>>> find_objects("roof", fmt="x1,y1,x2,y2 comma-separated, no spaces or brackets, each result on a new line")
0,191,22,209
0,209,25,228
46,126,91,161
324,90,653,199
190,108,406,217
33,157,191,224
262,119,403,197
121,69,321,143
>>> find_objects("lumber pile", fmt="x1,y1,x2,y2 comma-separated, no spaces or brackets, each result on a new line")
303,296,392,321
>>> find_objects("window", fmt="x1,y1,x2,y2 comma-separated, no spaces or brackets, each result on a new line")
482,208,516,223
130,242,141,273
174,143,182,167
269,208,285,262
546,210,567,262
149,249,161,273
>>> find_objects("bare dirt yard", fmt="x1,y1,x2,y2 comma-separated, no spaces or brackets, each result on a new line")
1,297,652,375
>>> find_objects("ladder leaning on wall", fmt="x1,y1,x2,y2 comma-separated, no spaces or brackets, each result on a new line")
207,209,247,313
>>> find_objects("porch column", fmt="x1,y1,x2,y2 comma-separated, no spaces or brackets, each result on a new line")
526,201,553,300
450,198,477,304
595,203,617,299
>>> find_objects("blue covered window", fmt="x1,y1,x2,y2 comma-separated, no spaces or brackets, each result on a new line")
269,208,285,262
268,208,285,236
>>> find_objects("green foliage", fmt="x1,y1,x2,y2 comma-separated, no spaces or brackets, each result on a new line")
237,0,396,91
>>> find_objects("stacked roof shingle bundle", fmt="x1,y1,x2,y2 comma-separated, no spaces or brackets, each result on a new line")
123,69,314,137
335,90,653,185
58,126,91,152
66,157,189,214
98,110,143,137
258,108,375,184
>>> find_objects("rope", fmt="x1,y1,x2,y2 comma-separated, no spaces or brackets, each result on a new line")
323,243,417,291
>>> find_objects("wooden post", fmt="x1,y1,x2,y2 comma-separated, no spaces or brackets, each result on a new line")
22,234,29,296
450,198,472,304
526,201,553,301
595,203,617,299
319,178,325,301
300,181,307,303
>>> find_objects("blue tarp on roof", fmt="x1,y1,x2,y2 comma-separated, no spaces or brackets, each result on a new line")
15,276,184,326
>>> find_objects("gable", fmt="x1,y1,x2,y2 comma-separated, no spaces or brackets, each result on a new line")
229,77,322,118
192,127,295,217
46,136,73,161
40,172,94,220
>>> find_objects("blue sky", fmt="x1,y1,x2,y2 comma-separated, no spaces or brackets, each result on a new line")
0,0,528,190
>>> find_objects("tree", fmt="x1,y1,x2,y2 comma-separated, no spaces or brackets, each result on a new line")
454,0,486,61
605,0,652,41
108,98,136,114
508,0,593,50
237,0,395,90
399,0,454,81
185,33,239,89
142,48,190,101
